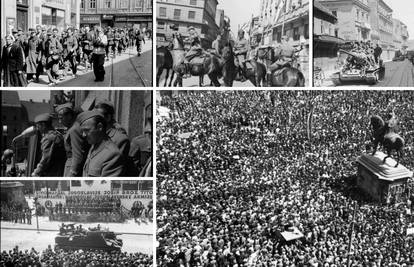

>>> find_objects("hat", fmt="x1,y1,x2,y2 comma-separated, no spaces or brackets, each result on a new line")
12,29,18,34
47,29,53,35
28,28,35,32
17,27,23,32
55,103,74,113
77,110,104,125
238,29,244,35
34,113,52,123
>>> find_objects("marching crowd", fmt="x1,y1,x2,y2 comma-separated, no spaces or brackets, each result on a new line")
157,91,414,266
0,201,32,225
0,247,152,267
1,25,149,87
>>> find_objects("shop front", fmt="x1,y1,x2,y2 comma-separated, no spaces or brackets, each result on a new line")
42,6,65,31
80,14,101,28
114,14,152,30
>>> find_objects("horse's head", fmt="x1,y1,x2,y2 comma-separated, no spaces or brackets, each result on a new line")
370,115,385,132
172,33,185,50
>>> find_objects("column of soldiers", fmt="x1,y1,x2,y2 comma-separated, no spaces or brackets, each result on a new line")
30,101,152,177
0,204,32,225
1,25,146,86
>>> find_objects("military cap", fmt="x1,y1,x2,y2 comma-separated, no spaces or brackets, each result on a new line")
77,110,104,125
12,29,18,34
34,113,52,123
47,29,53,35
17,27,23,32
52,28,58,32
238,29,244,34
28,28,35,32
55,103,74,113
95,100,115,113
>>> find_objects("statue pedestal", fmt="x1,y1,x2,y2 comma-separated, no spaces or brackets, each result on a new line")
356,152,413,204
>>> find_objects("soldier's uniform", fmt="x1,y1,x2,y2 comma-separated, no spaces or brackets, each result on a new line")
107,124,130,158
234,30,249,80
63,31,78,76
43,31,63,84
92,28,107,81
78,111,125,177
185,28,202,62
268,38,297,75
56,103,90,177
129,126,151,174
32,114,66,177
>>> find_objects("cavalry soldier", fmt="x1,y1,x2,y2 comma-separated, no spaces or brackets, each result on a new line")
63,27,78,78
32,113,66,177
43,29,63,86
211,34,222,56
267,35,299,81
234,29,249,82
129,123,152,175
56,103,90,177
94,101,130,158
183,26,203,74
78,110,125,177
91,26,107,82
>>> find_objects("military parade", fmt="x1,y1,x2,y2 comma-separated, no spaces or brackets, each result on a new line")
156,0,309,87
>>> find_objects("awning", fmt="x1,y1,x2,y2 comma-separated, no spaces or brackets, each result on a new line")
314,34,345,45
314,1,337,22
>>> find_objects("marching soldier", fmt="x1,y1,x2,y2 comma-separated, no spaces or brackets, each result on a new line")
91,26,107,82
43,29,63,86
63,27,78,78
106,27,115,60
94,101,130,158
234,29,249,82
32,113,66,177
26,28,42,83
78,110,125,177
56,103,90,177
129,123,152,175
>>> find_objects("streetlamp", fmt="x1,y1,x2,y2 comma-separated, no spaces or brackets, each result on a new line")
34,197,39,233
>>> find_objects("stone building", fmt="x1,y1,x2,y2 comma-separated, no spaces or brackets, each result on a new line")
79,0,152,29
1,0,81,35
156,0,220,48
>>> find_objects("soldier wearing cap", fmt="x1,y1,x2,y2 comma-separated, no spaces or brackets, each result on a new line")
92,26,108,82
234,29,249,82
183,26,202,70
94,101,130,158
42,29,63,86
78,110,125,177
129,123,152,175
32,113,66,177
56,103,90,177
267,35,300,81
63,27,79,78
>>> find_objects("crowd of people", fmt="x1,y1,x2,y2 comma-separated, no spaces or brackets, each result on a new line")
0,201,32,224
1,25,149,87
157,91,414,266
0,246,152,266
131,200,153,220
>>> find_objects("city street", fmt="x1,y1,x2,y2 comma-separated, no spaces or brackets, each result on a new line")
22,41,153,88
320,59,414,87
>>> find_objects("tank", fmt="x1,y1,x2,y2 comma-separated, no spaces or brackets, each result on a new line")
55,224,123,252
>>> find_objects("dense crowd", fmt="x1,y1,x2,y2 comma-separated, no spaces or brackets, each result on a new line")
1,25,150,87
0,246,152,267
157,91,414,266
0,201,32,224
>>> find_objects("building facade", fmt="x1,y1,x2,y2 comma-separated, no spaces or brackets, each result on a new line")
1,0,81,35
156,0,219,48
80,0,152,29
368,0,394,60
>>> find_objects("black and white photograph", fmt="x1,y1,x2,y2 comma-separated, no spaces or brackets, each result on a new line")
1,90,152,177
1,0,153,87
0,180,153,266
313,0,414,87
156,0,309,87
157,90,414,266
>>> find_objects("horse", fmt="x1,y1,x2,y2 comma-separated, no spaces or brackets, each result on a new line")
156,45,175,87
220,42,238,86
370,115,405,167
263,47,306,87
170,34,222,87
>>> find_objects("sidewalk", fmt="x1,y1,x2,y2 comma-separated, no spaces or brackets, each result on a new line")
1,39,152,87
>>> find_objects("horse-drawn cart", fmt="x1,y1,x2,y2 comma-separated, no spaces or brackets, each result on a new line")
331,49,384,86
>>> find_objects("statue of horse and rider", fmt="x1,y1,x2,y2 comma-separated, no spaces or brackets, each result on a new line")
370,113,405,167
156,25,305,87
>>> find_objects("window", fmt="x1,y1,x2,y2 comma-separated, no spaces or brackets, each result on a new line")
174,9,181,20
293,27,300,40
188,10,195,19
120,0,128,8
104,0,111,8
190,0,197,5
71,181,81,187
157,21,165,29
304,24,309,39
89,0,96,9
136,0,144,8
159,7,167,17
80,0,84,8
